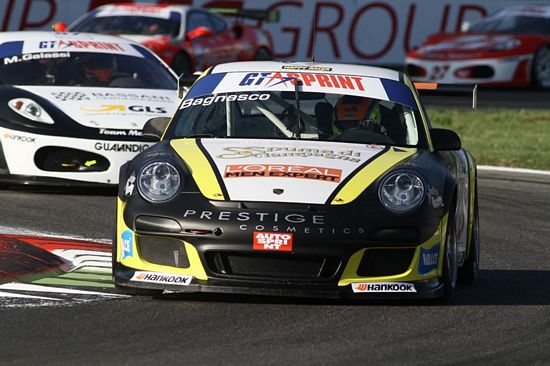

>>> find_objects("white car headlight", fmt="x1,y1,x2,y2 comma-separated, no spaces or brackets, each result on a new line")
8,98,54,124
137,162,181,203
379,171,425,213
492,38,521,51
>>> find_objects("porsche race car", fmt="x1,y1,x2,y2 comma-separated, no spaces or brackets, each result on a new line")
54,3,275,76
114,61,479,299
0,31,178,186
406,5,550,88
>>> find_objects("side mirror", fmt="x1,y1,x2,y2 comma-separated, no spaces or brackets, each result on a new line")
430,128,461,151
143,117,171,141
52,22,68,32
186,26,214,41
178,73,198,98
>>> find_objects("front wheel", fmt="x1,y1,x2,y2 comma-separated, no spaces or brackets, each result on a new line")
442,207,458,299
531,46,550,89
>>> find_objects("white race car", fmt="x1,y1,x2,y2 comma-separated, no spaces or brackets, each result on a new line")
0,31,179,186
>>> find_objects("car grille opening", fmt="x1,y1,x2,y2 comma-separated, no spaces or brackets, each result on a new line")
137,236,189,268
406,64,427,77
34,147,109,172
454,65,494,79
205,252,341,280
356,248,416,277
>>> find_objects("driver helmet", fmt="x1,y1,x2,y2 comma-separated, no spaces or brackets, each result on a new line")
335,95,374,124
83,54,116,84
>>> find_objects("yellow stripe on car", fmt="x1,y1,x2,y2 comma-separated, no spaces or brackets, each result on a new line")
170,139,225,200
338,214,446,286
331,147,416,205
116,198,208,280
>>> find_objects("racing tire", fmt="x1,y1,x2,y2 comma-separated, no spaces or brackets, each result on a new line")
531,46,550,89
253,47,272,61
442,206,458,299
458,188,480,284
172,52,192,76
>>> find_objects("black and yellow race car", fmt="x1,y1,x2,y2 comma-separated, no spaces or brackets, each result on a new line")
113,61,479,299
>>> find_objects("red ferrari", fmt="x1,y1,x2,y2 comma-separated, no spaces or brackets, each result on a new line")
406,6,550,89
54,3,275,76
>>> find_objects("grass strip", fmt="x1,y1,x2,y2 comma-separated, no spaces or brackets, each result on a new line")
427,108,550,170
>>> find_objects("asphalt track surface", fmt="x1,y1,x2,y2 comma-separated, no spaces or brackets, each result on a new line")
0,169,549,365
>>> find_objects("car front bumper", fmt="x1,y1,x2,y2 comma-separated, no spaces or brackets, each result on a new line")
405,54,533,86
0,127,153,185
114,197,450,299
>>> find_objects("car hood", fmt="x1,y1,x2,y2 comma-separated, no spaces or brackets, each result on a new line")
16,86,179,130
117,34,168,44
171,138,417,205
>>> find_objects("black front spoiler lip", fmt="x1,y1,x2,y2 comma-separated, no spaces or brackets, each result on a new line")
0,173,117,188
114,266,444,300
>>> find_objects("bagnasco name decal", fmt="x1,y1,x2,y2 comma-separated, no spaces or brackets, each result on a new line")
224,164,342,182
351,282,417,293
253,231,293,251
131,271,192,286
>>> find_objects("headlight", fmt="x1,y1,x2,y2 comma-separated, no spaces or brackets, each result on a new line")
8,98,54,124
491,38,520,51
137,162,181,203
379,171,425,213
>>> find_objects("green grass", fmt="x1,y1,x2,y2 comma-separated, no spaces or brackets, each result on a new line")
427,108,550,170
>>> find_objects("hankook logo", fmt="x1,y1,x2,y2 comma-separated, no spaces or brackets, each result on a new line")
3,133,35,143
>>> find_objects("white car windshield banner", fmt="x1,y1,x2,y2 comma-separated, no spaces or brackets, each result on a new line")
14,38,144,57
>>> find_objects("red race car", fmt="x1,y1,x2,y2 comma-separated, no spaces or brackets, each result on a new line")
406,5,550,89
54,3,275,76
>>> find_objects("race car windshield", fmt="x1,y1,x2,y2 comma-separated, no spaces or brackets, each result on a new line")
167,91,425,147
0,51,176,89
71,16,180,37
469,14,550,35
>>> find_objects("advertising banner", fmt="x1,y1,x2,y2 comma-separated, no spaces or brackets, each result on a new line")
0,0,524,64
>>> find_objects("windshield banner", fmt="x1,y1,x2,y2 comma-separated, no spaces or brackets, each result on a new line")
186,71,417,110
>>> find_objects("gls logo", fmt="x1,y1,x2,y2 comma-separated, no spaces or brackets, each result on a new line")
80,105,167,114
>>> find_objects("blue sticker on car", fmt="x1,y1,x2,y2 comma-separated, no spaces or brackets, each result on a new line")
0,41,24,58
418,243,439,275
380,79,418,110
185,72,227,99
121,230,133,259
